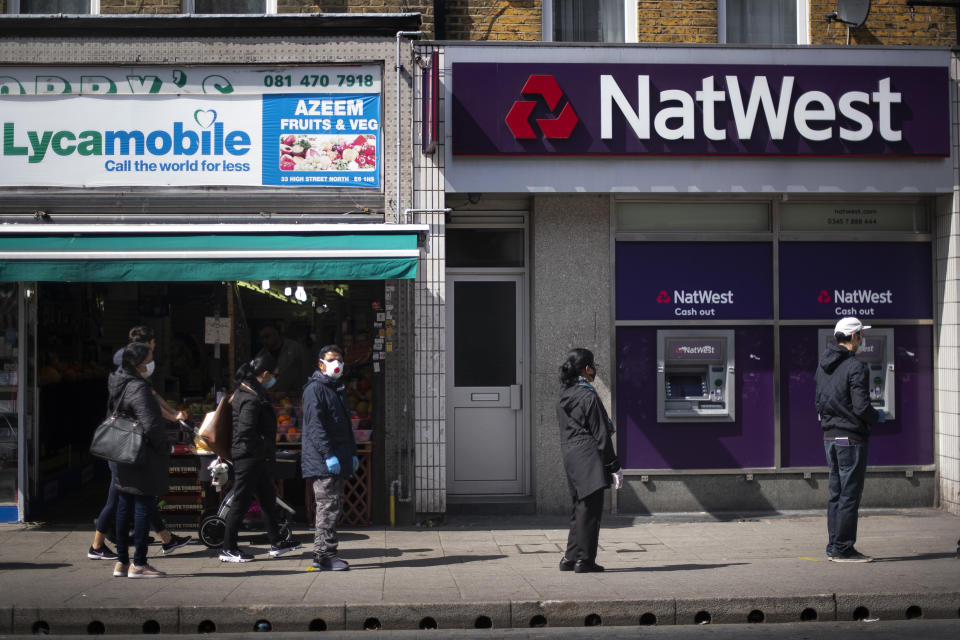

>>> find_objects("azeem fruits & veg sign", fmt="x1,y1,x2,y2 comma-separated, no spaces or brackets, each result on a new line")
0,65,381,188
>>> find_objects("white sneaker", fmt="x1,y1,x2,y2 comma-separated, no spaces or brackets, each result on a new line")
219,548,254,563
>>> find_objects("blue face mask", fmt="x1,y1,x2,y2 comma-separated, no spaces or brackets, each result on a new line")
263,376,277,389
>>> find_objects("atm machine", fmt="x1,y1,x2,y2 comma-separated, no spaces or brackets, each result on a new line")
818,327,895,419
656,329,735,422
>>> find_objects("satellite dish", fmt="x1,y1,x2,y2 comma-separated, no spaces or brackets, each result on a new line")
834,0,871,28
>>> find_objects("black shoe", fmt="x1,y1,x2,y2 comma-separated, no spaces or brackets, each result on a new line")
312,555,349,571
829,549,873,563
87,545,118,560
559,556,575,572
269,539,302,558
574,560,604,573
161,534,192,555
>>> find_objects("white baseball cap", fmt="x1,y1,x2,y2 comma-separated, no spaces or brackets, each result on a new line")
834,317,871,336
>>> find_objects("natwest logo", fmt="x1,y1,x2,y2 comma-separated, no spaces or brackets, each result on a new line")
505,75,578,140
656,290,672,304
820,289,893,304
673,289,735,305
676,344,717,355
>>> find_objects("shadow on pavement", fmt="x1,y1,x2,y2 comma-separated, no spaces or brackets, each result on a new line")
873,552,958,562
605,562,750,573
0,562,72,570
370,554,508,569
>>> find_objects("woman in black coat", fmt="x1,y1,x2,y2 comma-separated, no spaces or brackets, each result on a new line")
219,353,301,562
557,348,622,573
111,342,169,578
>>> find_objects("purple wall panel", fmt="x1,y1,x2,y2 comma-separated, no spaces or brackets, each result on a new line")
616,326,775,469
780,325,934,467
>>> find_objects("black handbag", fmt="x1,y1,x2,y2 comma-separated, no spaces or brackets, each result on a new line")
90,382,147,465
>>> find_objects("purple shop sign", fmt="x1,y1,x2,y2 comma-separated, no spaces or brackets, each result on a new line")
452,62,949,157
616,242,773,320
779,242,931,320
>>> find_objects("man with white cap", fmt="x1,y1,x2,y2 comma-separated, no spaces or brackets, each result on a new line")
815,317,886,563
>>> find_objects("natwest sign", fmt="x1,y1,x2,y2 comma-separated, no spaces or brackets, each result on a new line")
452,62,948,156
616,242,772,321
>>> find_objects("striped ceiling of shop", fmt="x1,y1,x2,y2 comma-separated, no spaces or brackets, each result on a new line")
0,224,425,282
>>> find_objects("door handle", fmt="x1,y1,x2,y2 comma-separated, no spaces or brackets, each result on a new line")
510,384,522,410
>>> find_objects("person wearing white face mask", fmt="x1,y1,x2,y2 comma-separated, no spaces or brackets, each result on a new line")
89,328,190,563
301,345,357,571
109,342,171,578
219,353,302,562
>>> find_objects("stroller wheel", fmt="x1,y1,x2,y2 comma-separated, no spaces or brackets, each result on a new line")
198,515,226,549
278,521,293,543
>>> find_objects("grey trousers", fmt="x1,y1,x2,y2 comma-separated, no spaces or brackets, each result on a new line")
312,476,344,559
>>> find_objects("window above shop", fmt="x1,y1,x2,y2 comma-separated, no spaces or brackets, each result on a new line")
544,0,638,43
8,0,93,12
719,0,809,45
185,0,275,13
617,202,770,233
779,202,931,233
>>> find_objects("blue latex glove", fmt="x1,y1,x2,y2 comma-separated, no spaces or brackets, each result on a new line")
325,456,341,475
352,455,359,472
877,409,886,423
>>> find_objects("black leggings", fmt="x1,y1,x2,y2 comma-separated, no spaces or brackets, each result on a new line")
222,458,280,551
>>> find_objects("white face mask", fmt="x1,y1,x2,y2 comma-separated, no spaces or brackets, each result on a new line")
141,361,155,378
323,359,344,379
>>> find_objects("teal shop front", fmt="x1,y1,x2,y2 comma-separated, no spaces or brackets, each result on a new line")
0,223,424,524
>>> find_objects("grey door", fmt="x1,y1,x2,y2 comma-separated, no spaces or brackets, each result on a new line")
447,275,525,495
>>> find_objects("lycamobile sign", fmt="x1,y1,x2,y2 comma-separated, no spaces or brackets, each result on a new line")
452,63,948,156
0,65,381,188
3,113,251,164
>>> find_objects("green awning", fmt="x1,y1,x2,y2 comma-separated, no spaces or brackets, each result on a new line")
0,224,424,282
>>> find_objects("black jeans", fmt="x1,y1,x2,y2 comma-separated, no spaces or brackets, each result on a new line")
565,488,604,564
824,438,869,556
222,458,280,551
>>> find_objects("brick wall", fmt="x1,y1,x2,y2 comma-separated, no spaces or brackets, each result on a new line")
98,0,180,13
809,0,956,46
637,0,718,44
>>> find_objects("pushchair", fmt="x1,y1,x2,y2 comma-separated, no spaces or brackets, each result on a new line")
178,420,296,549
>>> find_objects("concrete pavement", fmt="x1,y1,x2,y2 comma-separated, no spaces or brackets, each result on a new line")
0,509,958,634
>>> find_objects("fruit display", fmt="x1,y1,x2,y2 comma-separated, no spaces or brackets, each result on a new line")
346,376,373,431
279,134,377,172
38,356,109,385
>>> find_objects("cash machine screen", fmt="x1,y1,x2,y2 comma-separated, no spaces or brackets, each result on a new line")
857,336,886,364
666,374,706,398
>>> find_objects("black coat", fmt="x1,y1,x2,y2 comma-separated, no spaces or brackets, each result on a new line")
815,342,881,439
300,370,356,479
556,382,620,500
231,379,277,461
108,370,169,497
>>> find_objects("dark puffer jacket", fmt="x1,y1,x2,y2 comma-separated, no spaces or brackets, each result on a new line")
815,342,881,440
300,370,356,479
556,382,620,500
108,370,169,497
231,379,277,461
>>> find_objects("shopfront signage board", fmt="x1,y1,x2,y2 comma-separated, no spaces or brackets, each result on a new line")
779,242,932,319
0,65,381,188
452,63,948,157
616,242,773,321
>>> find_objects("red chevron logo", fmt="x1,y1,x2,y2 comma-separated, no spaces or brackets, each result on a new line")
505,74,578,140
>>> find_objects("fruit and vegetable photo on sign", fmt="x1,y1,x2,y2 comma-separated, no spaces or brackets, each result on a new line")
0,65,381,189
